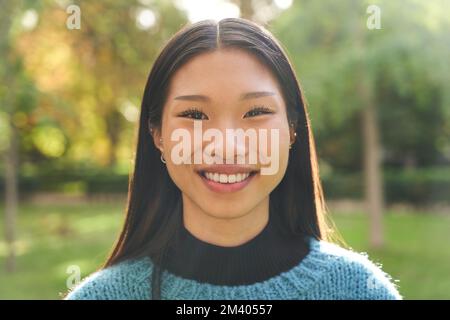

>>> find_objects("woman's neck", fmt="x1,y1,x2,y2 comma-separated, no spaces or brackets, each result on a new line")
181,195,269,247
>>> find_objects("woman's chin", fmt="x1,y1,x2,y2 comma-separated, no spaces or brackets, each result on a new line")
197,203,252,219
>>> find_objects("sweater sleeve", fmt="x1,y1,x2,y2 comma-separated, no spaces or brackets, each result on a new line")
64,266,125,300
331,249,402,300
64,259,152,300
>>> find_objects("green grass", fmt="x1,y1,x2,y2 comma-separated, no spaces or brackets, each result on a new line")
0,202,124,299
0,202,449,299
333,210,450,299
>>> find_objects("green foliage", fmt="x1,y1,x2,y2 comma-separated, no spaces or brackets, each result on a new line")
3,0,187,169
1,166,449,205
0,168,129,195
321,167,450,204
272,0,450,169
383,168,450,204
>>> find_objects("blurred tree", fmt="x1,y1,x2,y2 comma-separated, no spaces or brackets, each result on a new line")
15,0,186,170
1,0,39,272
273,0,450,247
1,0,19,273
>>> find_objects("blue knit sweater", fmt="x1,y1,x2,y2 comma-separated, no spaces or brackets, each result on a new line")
65,237,402,300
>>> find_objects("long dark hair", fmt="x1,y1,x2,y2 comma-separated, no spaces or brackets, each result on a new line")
104,18,339,299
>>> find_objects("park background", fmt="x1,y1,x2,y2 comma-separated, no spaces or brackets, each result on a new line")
0,0,449,299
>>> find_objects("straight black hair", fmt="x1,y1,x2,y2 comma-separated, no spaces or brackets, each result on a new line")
103,18,339,299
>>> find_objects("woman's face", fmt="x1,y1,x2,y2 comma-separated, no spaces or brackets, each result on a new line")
154,48,293,219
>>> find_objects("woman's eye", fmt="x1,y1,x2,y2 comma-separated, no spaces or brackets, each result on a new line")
178,108,208,120
244,106,274,118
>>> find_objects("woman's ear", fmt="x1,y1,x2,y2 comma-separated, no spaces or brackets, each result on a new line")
149,122,163,152
289,123,297,147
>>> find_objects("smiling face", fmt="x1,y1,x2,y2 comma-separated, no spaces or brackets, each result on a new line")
153,48,294,220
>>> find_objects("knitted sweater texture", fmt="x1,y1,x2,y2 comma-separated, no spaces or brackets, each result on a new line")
65,237,402,300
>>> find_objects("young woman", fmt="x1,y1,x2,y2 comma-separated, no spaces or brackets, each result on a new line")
66,18,401,300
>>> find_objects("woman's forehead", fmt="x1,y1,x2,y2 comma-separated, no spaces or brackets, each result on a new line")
167,49,282,99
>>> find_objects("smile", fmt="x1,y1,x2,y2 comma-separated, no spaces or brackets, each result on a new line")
195,166,259,193
202,172,254,184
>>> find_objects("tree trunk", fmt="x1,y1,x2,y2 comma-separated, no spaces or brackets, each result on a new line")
233,0,254,19
105,110,122,167
361,92,384,249
4,119,18,272
354,6,384,249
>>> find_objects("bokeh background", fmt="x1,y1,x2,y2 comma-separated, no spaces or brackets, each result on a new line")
0,0,449,299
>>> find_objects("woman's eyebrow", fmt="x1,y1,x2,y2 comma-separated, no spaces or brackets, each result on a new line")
174,94,209,102
240,91,275,100
173,91,276,102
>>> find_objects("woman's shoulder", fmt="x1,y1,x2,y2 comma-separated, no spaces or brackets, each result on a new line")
64,257,153,300
306,237,402,300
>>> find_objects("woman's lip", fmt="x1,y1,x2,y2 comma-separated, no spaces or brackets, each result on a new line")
197,171,256,193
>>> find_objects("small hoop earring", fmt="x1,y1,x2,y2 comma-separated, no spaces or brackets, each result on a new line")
160,153,166,164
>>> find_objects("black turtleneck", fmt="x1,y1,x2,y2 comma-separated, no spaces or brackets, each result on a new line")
163,212,310,286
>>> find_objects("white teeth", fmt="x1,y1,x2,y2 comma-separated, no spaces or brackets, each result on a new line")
219,174,227,183
203,172,252,184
